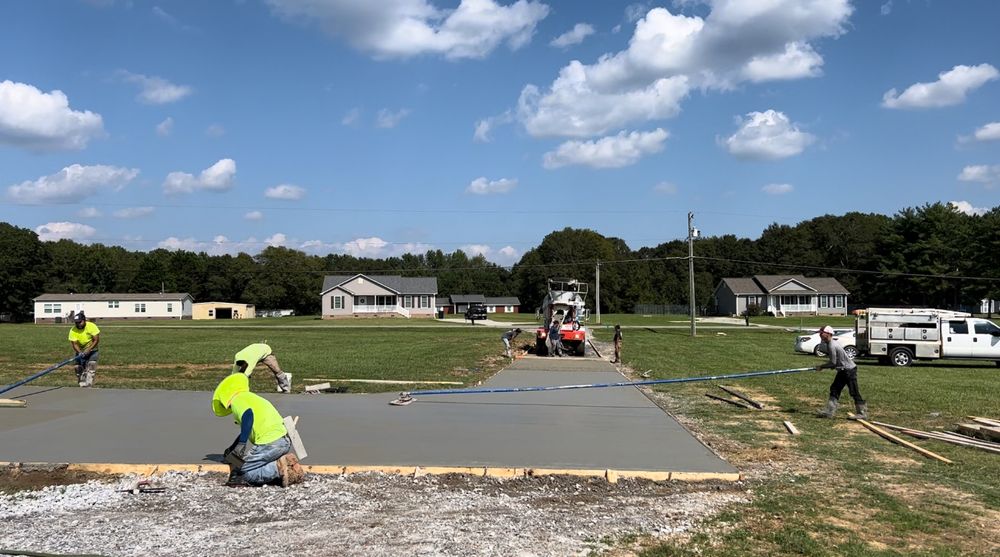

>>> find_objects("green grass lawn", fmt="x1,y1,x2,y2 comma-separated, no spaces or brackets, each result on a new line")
1,323,507,392
596,327,1000,556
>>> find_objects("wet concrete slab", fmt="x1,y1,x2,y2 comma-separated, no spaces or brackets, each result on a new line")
0,358,735,475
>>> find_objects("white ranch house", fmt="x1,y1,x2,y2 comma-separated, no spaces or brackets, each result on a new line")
33,293,194,323
713,275,849,317
320,274,438,319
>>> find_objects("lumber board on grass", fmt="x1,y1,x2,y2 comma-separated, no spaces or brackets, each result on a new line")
783,420,800,435
979,426,1000,443
968,416,1000,428
955,423,985,439
870,421,1000,454
304,382,331,393
0,398,27,408
856,419,953,464
704,393,752,409
718,385,764,409
586,338,602,358
938,431,1000,448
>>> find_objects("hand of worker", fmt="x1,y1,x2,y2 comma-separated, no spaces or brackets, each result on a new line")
814,365,824,371
231,442,247,460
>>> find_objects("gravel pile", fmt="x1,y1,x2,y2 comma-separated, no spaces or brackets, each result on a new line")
0,471,746,556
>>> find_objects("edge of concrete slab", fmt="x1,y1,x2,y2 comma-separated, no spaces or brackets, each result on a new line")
2,461,741,483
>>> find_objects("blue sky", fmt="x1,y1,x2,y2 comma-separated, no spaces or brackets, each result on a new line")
1,0,998,265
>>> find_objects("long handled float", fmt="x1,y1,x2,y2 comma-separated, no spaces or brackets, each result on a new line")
0,356,80,406
389,366,816,406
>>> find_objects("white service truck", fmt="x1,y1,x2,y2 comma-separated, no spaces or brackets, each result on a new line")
856,307,1000,367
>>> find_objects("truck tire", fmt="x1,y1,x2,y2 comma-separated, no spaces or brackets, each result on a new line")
536,338,548,357
574,341,585,357
844,345,857,360
889,347,913,367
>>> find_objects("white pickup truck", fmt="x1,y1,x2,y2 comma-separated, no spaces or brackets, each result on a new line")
856,307,1000,366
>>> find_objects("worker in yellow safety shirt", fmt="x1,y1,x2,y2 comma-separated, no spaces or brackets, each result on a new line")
233,343,292,393
68,312,100,387
212,373,304,487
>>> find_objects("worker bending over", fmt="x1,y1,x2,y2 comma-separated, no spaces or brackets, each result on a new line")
501,328,522,358
212,373,304,487
233,343,291,393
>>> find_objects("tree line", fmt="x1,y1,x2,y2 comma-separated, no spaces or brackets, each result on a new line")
1,202,998,321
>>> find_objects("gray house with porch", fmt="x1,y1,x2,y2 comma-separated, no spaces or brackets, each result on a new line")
713,275,849,317
321,274,438,319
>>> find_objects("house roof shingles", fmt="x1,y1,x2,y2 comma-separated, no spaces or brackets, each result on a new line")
717,275,849,295
321,275,438,295
485,296,520,306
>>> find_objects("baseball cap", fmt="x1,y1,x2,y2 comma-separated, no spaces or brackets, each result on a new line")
818,325,834,334
74,312,86,323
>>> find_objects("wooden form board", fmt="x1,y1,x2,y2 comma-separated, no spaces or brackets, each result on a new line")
856,419,953,464
282,415,307,460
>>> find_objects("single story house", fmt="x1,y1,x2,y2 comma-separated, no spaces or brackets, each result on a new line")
33,293,194,323
193,302,255,320
320,274,438,319
713,275,849,317
436,295,521,314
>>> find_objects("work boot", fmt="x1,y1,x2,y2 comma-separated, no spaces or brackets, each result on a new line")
276,372,291,393
849,402,869,420
82,362,97,388
76,366,85,387
225,471,250,487
816,397,838,418
276,453,305,487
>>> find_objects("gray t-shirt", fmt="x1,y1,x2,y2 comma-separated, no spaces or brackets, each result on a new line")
819,339,856,371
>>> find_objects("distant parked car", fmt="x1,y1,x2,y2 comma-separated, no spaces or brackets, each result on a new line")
795,329,857,359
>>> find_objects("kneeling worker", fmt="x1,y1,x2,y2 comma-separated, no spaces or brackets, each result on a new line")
212,373,304,487
233,343,291,393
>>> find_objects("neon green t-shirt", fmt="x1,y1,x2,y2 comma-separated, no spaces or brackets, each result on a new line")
68,322,101,350
232,343,272,373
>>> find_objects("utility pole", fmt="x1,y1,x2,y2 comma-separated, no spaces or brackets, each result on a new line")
595,260,601,325
688,212,699,337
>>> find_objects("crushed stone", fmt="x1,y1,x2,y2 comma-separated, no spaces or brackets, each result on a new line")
0,471,747,556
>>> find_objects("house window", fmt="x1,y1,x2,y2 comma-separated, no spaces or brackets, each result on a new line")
333,296,344,309
108,300,119,309
209,309,214,317
135,303,146,313
167,303,173,313
43,303,60,314
487,306,496,313
420,295,429,308
835,295,845,308
403,295,413,308
506,305,514,312
819,295,828,308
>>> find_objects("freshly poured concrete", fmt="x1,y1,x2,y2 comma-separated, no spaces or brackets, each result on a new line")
0,358,735,475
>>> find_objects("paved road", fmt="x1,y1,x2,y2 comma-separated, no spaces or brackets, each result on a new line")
1,358,736,476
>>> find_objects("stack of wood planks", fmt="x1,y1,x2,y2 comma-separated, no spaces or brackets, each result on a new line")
866,416,1000,456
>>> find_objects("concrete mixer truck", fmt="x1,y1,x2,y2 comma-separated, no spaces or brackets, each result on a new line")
535,278,589,356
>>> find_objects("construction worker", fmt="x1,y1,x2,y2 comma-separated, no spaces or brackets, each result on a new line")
611,324,623,364
68,312,100,387
815,325,868,419
233,343,291,393
501,328,522,358
548,318,562,357
211,373,304,487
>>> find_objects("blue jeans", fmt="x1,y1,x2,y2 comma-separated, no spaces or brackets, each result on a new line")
240,436,290,485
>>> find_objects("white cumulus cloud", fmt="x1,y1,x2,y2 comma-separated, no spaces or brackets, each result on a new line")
163,158,237,194
543,128,668,169
78,207,102,218
762,183,794,195
265,184,306,200
949,200,988,216
376,108,410,128
265,233,287,247
119,70,193,104
653,181,677,195
473,110,513,142
721,110,815,160
0,80,105,151
8,164,139,203
882,64,999,109
156,116,174,137
461,244,491,257
245,210,264,221
550,23,594,48
35,221,97,242
957,164,1000,186
265,0,550,60
517,2,850,139
113,206,154,218
973,122,1000,142
466,177,517,195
